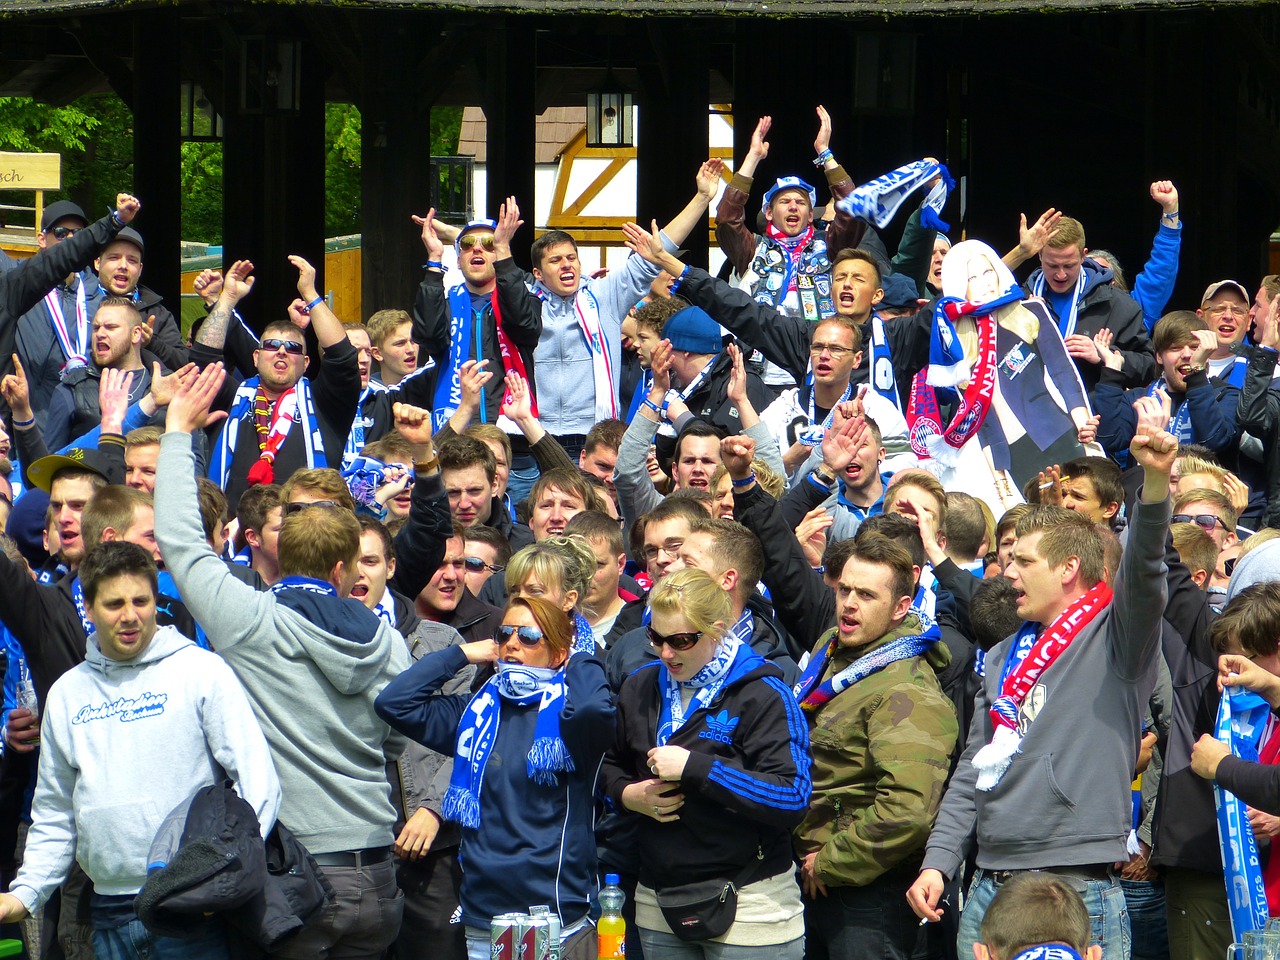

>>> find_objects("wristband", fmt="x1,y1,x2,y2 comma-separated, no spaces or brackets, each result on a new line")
110,209,124,227
641,398,662,417
12,416,34,428
809,470,836,492
425,260,444,270
304,296,324,313
731,472,757,487
1161,210,1179,219
669,264,692,297
813,149,834,167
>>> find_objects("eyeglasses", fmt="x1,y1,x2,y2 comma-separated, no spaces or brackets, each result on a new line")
1206,304,1248,318
646,625,703,652
458,235,496,252
47,226,80,240
285,499,345,516
262,338,306,356
809,342,855,357
464,557,505,574
1172,513,1228,532
496,624,544,646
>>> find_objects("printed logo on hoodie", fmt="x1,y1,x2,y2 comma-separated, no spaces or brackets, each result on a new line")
72,691,168,725
699,710,740,745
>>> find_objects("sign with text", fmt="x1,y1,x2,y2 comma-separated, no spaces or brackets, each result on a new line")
0,152,61,191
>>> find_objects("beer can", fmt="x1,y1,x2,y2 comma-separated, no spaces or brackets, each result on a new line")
520,915,552,960
529,905,561,960
491,913,524,960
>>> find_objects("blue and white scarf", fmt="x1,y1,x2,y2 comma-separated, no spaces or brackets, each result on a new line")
434,286,480,433
1009,948,1085,960
1149,378,1195,444
342,454,407,520
344,381,385,468
656,624,753,746
837,159,954,232
868,316,900,410
572,610,596,656
372,588,397,629
1030,269,1088,340
209,376,325,488
71,576,93,636
794,613,940,711
626,369,654,423
926,287,1025,390
271,575,337,598
1213,684,1272,940
798,381,854,447
442,660,572,828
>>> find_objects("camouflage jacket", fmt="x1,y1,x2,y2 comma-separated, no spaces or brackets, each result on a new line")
793,615,959,888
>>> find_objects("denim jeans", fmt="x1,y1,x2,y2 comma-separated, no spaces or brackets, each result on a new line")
506,454,540,509
957,869,1131,960
1120,878,1169,960
639,929,804,960
92,917,229,960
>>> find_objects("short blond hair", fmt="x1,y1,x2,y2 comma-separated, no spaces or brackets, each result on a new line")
278,505,360,580
281,468,357,512
366,308,412,348
1173,455,1227,493
711,458,784,500
1046,216,1085,252
649,568,732,638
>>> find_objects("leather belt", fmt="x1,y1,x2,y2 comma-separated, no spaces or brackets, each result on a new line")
311,846,393,868
989,863,1112,886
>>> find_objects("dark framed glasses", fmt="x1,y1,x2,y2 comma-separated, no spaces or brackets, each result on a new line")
1172,513,1227,532
464,557,504,574
497,624,544,646
285,499,344,516
458,234,496,252
646,625,702,652
48,226,79,240
262,338,306,356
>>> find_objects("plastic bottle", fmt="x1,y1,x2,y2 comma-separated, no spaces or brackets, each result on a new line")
597,874,626,959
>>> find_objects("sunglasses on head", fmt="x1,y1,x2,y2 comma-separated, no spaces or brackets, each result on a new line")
284,499,345,516
464,557,504,574
48,226,79,240
1172,513,1227,532
496,624,544,646
646,625,703,652
458,235,496,252
262,338,306,356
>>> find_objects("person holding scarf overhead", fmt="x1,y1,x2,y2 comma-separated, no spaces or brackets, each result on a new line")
374,595,614,960
601,568,811,960
908,395,1177,960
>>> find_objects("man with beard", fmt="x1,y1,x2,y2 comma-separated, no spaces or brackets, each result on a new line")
90,227,187,372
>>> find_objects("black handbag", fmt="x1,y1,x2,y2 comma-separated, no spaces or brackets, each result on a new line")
655,847,763,942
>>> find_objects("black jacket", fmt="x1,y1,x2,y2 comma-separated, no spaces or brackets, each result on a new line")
654,348,774,467
1235,345,1280,529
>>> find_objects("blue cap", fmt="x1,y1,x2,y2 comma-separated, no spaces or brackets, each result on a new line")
879,272,921,310
762,177,817,213
663,306,723,355
5,488,51,569
455,219,498,249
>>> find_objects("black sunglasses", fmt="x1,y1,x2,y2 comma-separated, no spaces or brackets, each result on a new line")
1172,513,1227,532
464,557,504,574
48,226,80,240
646,625,703,652
285,499,344,516
262,338,306,356
1223,557,1238,578
497,624,544,646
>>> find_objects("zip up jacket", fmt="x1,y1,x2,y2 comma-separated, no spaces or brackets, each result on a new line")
1235,345,1280,529
793,616,956,887
375,644,615,928
1092,366,1238,460
44,353,167,452
601,654,811,891
128,283,187,372
1131,219,1182,336
922,495,1170,880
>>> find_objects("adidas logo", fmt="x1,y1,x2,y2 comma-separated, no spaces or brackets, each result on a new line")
698,709,740,745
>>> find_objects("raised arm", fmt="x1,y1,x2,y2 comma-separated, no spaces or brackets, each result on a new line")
194,260,255,353
715,117,770,273
386,403,452,601
1002,208,1061,272
289,255,344,349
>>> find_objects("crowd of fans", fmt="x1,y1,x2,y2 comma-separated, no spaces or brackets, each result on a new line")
1,104,1279,960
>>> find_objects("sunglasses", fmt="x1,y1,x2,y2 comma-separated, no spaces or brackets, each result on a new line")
48,226,80,240
458,235,496,252
1223,557,1238,578
1172,513,1227,532
464,557,505,574
496,624,544,646
646,625,703,652
284,499,345,516
262,338,306,356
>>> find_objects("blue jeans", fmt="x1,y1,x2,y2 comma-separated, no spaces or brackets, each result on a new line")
506,454,540,509
639,928,804,960
92,917,229,960
957,870,1131,960
1121,878,1169,960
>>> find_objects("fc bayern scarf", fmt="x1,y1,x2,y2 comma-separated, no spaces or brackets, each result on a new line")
657,623,755,746
837,159,954,232
1031,268,1088,339
1213,684,1272,940
973,582,1113,790
443,660,573,828
794,614,940,712
209,376,325,489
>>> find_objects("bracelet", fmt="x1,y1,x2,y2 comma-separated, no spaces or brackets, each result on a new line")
425,260,444,270
641,398,662,417
12,416,34,428
813,149,834,167
731,472,757,487
669,264,692,297
110,209,124,227
1161,211,1179,222
304,296,324,312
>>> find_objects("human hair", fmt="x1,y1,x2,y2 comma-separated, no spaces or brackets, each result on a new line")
1171,522,1218,581
366,308,412,348
644,495,712,531
856,513,925,572
564,510,624,557
531,230,578,268
830,247,882,286
342,320,370,339
674,419,725,461
81,485,152,547
861,415,882,447
1014,505,1106,587
124,425,163,450
196,478,228,542
1061,457,1124,513
1098,525,1122,582
1212,582,1280,659
1174,488,1239,530
1241,528,1280,557
464,524,513,566
1089,248,1127,292
649,568,733,638
1046,216,1085,252
0,533,24,567
664,488,717,515
280,467,358,513
711,458,784,500
1152,310,1211,355
507,536,596,608
1262,275,1280,301
687,516,764,601
943,491,988,561
357,515,394,562
506,596,574,662
262,318,304,342
584,419,626,456
362,431,417,465
1173,454,1227,490
996,504,1034,545
529,467,605,515
969,577,1023,651
78,540,158,606
277,503,361,580
439,435,497,485
236,482,283,534
884,472,948,531
979,872,1090,957
813,316,865,353
465,424,513,470
846,532,916,608
634,295,689,336
822,538,858,580
95,296,144,328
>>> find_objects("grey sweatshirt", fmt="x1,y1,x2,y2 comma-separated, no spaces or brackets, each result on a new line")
922,494,1170,878
155,432,410,855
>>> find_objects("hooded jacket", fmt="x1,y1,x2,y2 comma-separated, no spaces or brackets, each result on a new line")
8,626,281,914
154,431,410,856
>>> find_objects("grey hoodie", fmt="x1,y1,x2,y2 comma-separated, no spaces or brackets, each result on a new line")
922,495,1170,878
155,432,410,855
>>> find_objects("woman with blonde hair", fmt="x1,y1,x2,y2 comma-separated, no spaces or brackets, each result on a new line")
375,594,613,960
601,568,811,959
505,535,598,655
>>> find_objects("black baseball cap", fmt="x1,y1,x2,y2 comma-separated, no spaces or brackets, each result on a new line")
40,200,89,232
105,226,145,259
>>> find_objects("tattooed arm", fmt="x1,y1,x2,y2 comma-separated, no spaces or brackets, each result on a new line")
195,260,256,351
